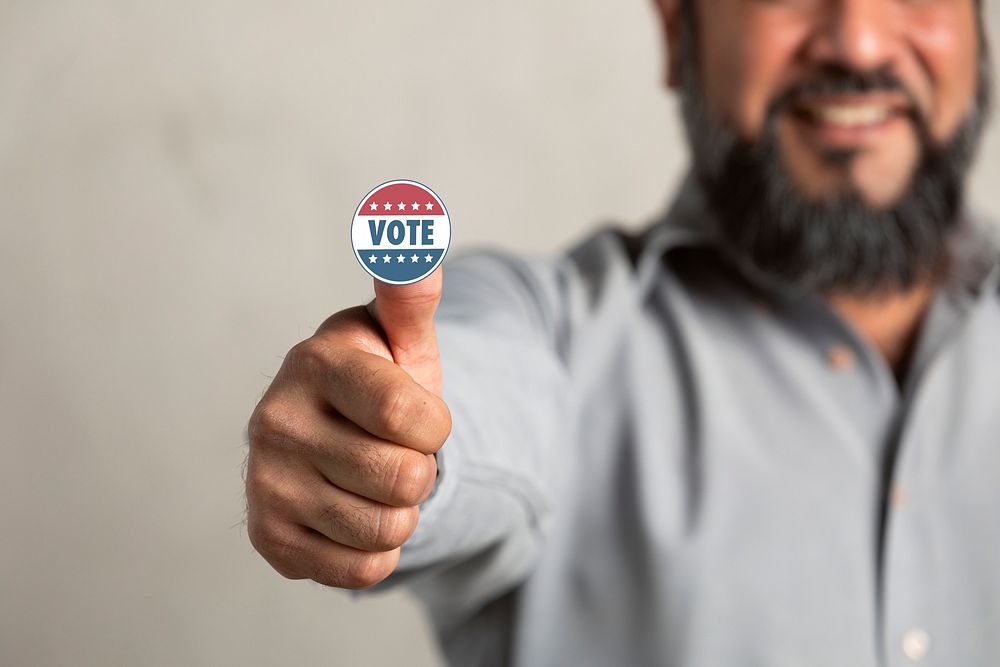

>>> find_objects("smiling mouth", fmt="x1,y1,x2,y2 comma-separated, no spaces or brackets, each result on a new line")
806,104,895,127
785,95,915,147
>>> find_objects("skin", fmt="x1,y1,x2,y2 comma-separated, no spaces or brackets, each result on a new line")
245,1,983,589
654,0,981,372
246,271,449,589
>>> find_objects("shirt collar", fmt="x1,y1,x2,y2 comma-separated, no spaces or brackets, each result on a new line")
634,173,715,294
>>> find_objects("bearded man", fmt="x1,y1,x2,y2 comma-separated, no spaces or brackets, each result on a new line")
245,0,999,664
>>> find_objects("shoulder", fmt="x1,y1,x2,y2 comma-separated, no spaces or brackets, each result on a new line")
438,222,669,321
441,215,702,303
435,219,705,362
954,208,1000,300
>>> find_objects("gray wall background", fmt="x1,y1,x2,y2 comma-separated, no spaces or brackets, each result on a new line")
2,2,999,665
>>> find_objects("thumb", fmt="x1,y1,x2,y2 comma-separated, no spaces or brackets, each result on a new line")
367,266,443,396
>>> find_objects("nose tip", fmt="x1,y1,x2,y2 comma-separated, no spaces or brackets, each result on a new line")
806,0,899,72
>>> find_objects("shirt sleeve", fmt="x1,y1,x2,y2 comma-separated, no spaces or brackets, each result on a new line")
352,246,573,630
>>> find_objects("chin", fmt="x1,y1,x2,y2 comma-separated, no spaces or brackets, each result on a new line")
784,154,916,210
850,165,917,209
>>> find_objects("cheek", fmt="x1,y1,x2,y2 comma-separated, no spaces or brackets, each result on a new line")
700,6,812,138
907,6,979,141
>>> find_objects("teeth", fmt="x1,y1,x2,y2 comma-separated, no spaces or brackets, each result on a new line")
812,105,891,127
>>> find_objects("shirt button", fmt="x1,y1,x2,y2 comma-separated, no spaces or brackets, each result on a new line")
826,344,855,371
891,485,908,509
901,628,931,661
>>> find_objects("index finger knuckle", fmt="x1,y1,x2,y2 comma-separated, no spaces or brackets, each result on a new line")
287,338,337,379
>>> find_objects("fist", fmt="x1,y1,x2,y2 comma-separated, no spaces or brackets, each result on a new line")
245,268,451,589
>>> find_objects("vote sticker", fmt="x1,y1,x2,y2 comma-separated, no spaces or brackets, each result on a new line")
351,180,451,285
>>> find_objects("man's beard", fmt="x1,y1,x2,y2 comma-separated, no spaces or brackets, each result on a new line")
677,4,992,297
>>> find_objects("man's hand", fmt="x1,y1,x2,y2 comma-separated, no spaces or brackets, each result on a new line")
245,268,451,589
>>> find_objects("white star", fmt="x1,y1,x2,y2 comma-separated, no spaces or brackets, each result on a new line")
424,254,433,262
383,255,391,263
368,254,377,263
410,254,419,263
369,202,378,211
383,202,392,211
397,202,407,211
411,202,421,211
396,254,406,263
424,202,435,211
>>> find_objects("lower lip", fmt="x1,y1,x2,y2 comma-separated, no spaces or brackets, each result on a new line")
790,112,905,147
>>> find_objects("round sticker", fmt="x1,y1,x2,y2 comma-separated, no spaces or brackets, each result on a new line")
351,179,451,285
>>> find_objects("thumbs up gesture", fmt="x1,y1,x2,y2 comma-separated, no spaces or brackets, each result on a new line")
245,268,452,589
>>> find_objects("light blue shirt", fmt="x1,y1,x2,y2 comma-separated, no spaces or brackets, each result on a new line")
361,177,1000,666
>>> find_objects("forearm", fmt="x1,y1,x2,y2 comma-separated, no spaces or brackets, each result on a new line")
355,251,572,611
